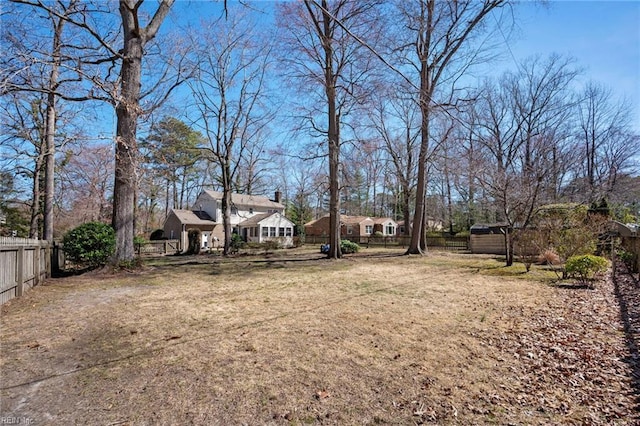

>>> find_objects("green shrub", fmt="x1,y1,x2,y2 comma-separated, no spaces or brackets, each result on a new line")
340,239,360,254
565,255,608,286
62,222,115,268
230,233,245,253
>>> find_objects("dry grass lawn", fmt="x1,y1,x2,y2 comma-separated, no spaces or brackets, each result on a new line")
1,247,638,425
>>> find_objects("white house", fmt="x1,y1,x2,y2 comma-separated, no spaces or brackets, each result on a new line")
163,190,295,251
238,212,294,247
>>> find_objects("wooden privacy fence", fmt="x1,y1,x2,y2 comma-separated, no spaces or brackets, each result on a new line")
469,234,506,255
0,237,51,305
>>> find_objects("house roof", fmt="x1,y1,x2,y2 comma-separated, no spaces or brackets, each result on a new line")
170,209,215,226
304,216,325,227
238,212,276,227
372,217,396,225
306,214,393,226
341,215,373,225
202,190,284,210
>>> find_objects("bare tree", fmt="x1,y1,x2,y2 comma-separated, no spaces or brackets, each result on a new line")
365,87,421,235
234,131,273,195
386,0,508,254
56,143,114,233
574,81,639,203
110,0,175,262
4,0,182,262
0,90,47,238
473,54,579,265
0,87,83,239
2,0,90,240
277,0,381,258
189,9,273,255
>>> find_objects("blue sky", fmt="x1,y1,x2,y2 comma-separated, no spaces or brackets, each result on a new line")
167,0,639,130
506,0,640,130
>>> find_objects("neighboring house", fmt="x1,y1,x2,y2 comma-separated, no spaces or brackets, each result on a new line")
304,216,332,237
372,217,397,236
163,190,295,251
341,216,375,238
396,217,444,236
305,214,396,238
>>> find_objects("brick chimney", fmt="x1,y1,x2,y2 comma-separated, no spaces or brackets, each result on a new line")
274,190,282,203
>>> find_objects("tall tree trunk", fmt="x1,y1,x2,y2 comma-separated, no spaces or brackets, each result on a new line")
221,161,233,255
446,166,454,234
43,91,56,241
113,0,174,263
404,0,504,254
402,188,411,236
320,0,341,259
327,87,341,258
407,94,431,253
504,227,514,266
43,13,65,242
29,157,43,239
406,1,433,255
112,16,142,262
164,178,170,218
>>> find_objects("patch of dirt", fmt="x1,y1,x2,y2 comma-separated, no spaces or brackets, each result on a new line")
1,249,638,425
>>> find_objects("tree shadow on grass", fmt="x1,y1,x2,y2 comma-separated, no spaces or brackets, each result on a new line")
612,266,640,411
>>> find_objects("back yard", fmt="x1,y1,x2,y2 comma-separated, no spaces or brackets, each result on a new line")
1,248,638,425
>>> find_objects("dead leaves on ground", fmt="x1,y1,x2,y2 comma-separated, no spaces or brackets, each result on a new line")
467,269,639,425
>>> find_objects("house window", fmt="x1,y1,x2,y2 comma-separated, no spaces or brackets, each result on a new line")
286,227,292,237
262,227,269,237
347,225,353,235
270,227,276,237
365,225,373,235
279,227,285,237
231,206,238,215
386,224,395,235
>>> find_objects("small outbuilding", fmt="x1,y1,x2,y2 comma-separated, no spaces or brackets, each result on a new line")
163,209,219,251
611,221,639,273
469,223,510,254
